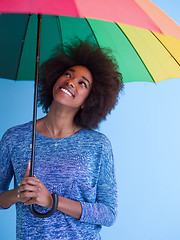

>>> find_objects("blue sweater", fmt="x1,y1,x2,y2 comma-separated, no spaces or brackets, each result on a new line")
0,122,118,240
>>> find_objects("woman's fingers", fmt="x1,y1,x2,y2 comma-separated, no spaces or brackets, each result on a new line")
18,184,40,195
17,188,31,203
17,176,41,203
24,198,36,206
18,189,39,199
24,160,31,178
20,176,40,186
18,177,52,208
17,195,31,203
18,178,41,197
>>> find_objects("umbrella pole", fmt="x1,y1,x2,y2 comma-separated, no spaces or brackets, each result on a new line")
28,14,58,218
30,14,41,178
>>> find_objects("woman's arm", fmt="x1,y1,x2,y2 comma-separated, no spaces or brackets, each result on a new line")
0,131,16,209
18,138,117,225
56,196,82,220
0,160,32,209
19,178,82,219
0,188,19,209
18,162,82,220
79,138,118,227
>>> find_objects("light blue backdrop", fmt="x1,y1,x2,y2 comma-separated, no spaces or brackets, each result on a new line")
0,0,180,239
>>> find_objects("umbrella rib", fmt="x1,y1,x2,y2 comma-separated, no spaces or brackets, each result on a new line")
56,16,63,47
15,14,31,80
150,31,180,66
115,23,156,84
85,18,99,46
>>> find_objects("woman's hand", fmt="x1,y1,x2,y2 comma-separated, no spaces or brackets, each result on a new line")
17,161,53,208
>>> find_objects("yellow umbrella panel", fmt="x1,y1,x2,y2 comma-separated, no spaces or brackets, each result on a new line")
87,19,180,83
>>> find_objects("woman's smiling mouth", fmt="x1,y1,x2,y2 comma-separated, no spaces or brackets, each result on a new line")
60,87,75,98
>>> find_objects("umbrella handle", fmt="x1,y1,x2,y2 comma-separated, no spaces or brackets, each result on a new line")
28,193,58,218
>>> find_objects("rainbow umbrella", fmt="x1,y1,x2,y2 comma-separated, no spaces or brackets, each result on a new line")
0,0,180,83
0,0,180,218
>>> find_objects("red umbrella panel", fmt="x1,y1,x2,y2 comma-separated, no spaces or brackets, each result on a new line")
1,0,180,38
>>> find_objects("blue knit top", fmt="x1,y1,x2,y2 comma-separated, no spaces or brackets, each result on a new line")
0,122,118,240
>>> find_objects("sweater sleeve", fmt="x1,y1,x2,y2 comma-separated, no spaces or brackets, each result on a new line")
0,131,14,210
80,137,118,227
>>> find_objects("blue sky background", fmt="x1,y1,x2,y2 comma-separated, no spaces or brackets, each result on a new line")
0,0,180,239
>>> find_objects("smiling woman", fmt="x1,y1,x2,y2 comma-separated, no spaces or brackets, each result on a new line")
0,40,124,240
38,40,123,129
52,65,93,112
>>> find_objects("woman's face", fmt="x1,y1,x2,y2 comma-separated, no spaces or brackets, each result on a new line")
52,65,93,111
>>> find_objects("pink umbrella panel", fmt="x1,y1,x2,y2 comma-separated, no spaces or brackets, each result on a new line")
1,0,180,38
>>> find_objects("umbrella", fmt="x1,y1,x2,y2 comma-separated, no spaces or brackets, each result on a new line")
0,0,180,218
0,0,180,83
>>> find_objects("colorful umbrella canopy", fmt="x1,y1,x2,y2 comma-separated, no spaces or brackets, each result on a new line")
0,0,180,83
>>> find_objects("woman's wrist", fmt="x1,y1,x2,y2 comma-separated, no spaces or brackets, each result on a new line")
57,196,82,220
47,192,54,208
0,188,19,209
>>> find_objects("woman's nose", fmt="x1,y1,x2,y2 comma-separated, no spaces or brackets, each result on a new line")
66,79,75,88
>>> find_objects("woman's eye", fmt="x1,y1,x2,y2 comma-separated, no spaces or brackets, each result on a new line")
80,81,87,88
64,72,71,78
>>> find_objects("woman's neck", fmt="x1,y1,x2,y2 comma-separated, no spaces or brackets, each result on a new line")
36,102,80,138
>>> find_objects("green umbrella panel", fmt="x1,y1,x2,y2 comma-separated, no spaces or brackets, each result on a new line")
1,14,179,83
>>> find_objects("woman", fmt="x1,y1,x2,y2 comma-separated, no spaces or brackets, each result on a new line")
0,40,123,239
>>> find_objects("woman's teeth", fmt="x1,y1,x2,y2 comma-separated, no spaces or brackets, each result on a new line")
61,88,73,97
